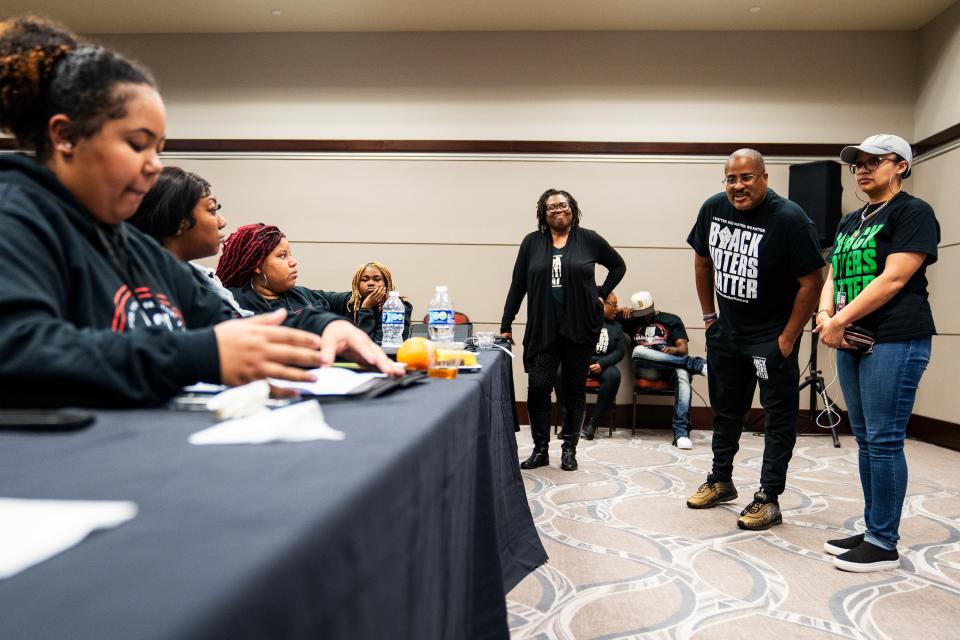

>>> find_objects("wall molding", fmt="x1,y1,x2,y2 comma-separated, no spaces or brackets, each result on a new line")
4,126,958,159
914,122,960,157
0,138,848,156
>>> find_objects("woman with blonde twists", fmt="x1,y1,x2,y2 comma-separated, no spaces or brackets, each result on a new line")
346,262,413,345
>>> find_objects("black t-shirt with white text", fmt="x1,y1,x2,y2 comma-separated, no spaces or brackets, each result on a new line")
620,311,688,349
687,189,824,342
831,191,938,342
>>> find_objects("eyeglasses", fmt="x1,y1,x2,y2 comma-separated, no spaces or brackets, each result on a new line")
603,300,616,307
848,157,891,174
722,174,758,186
546,202,571,213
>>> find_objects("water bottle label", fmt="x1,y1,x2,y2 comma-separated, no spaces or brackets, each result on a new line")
382,311,405,325
429,309,455,325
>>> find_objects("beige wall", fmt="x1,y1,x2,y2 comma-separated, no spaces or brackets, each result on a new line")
917,1,960,139
911,146,958,423
100,30,916,143
94,26,953,420
180,153,865,408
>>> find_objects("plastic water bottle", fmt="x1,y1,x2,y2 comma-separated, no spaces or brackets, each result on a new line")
381,290,405,347
428,285,455,343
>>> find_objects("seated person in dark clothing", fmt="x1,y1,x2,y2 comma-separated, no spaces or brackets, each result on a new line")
618,291,706,450
216,223,377,335
580,291,625,440
346,262,414,345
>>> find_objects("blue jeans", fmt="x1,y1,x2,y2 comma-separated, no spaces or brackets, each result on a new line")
632,346,705,440
836,337,931,551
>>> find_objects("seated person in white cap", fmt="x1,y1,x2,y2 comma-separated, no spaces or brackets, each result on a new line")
618,291,706,449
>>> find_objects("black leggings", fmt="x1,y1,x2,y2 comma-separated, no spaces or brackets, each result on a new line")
527,336,594,415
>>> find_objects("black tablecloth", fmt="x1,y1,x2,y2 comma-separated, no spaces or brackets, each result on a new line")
0,349,546,640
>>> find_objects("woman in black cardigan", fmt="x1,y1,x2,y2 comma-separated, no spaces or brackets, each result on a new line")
501,189,626,471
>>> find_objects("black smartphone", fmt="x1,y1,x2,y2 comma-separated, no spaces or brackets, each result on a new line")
0,409,96,432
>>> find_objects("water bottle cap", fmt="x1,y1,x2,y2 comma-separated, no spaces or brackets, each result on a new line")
389,290,400,296
436,285,447,292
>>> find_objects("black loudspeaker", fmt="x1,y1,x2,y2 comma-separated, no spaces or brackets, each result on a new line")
789,160,842,248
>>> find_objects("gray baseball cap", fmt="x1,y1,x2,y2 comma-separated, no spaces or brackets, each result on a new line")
840,134,912,178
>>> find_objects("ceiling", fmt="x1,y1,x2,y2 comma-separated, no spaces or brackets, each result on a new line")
6,0,956,33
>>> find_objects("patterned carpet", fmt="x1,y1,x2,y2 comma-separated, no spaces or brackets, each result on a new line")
507,427,960,639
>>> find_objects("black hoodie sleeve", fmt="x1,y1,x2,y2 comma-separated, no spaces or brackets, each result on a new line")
501,234,532,333
0,201,220,407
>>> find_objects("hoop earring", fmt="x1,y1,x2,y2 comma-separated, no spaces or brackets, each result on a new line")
251,272,268,290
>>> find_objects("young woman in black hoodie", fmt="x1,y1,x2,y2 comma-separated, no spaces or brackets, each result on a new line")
0,17,394,408
501,189,626,471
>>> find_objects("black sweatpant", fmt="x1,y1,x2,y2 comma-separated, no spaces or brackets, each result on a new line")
705,321,801,496
528,336,595,416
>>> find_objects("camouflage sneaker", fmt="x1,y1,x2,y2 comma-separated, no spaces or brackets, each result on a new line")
686,475,738,509
736,489,782,530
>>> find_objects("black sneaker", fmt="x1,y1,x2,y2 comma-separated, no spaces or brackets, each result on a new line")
824,533,865,557
834,541,900,572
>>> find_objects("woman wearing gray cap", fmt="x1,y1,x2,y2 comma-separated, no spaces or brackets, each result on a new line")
815,134,940,572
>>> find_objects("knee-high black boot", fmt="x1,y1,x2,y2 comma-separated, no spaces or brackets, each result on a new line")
560,408,584,471
521,410,551,469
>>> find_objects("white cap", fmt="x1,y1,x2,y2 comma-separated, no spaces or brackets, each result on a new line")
436,285,447,291
840,134,912,178
631,291,654,312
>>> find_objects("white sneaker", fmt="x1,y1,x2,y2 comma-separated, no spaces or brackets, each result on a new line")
676,436,693,450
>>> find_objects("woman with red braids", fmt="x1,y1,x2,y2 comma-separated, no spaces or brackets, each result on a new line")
217,224,380,335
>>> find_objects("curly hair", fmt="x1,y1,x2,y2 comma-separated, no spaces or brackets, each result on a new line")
129,167,212,242
347,262,396,322
535,188,582,233
0,15,155,161
216,223,285,289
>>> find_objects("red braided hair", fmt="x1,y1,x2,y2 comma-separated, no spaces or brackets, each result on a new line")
216,223,284,289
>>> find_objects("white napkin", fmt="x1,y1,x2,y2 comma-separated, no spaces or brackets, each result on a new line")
189,399,344,445
206,380,271,420
0,498,138,580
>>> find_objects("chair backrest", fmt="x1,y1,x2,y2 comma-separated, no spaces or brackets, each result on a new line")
414,311,473,339
420,311,471,325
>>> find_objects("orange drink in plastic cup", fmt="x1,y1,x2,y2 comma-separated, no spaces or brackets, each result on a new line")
429,344,464,379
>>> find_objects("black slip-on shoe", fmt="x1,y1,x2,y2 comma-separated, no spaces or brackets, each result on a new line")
824,533,865,557
834,541,900,573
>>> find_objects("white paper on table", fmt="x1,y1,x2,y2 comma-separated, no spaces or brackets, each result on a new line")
268,367,385,396
182,382,228,394
0,498,138,580
189,399,344,445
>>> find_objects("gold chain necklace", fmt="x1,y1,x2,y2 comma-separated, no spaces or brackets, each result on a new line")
852,192,897,236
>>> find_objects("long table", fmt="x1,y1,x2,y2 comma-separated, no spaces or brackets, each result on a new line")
0,349,546,640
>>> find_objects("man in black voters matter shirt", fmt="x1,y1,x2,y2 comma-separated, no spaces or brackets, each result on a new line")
686,149,824,531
